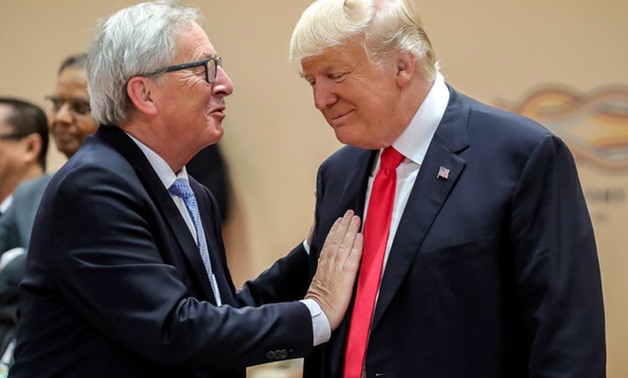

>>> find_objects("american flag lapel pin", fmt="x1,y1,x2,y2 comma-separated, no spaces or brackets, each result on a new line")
437,165,450,180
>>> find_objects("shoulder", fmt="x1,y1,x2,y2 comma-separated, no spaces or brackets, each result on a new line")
448,87,559,156
43,139,140,209
455,88,551,139
12,174,52,202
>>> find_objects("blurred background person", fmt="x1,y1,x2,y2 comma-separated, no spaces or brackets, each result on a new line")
0,97,48,369
0,53,98,268
0,53,97,374
45,53,98,159
188,144,232,223
0,98,48,216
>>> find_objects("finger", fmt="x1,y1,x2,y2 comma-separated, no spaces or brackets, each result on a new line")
324,210,354,249
346,232,364,269
335,210,355,237
336,215,362,261
319,217,342,259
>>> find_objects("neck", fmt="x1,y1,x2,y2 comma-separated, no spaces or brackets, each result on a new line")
122,120,194,174
1,165,43,202
382,78,434,147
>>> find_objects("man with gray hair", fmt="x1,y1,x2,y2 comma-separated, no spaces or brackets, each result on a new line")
290,0,605,377
10,1,363,377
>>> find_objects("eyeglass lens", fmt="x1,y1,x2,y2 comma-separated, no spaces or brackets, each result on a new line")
46,96,91,116
206,57,221,83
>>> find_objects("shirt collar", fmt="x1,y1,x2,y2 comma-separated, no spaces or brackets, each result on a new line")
392,73,449,165
0,194,13,214
126,132,190,189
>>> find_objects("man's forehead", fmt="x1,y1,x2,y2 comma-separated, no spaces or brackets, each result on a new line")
0,105,12,125
176,22,215,57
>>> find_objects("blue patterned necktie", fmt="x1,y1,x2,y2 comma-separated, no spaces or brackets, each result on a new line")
169,178,222,305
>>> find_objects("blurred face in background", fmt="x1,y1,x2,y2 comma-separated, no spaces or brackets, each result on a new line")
0,105,27,195
47,67,98,158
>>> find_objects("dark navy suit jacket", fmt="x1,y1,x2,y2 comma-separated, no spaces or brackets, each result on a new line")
11,126,313,378
303,86,605,378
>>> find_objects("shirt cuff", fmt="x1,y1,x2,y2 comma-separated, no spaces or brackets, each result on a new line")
300,298,331,346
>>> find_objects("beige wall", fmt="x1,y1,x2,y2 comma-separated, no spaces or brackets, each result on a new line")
1,0,626,376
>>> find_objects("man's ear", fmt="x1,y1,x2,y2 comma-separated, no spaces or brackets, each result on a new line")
126,76,158,116
395,51,416,87
20,133,42,164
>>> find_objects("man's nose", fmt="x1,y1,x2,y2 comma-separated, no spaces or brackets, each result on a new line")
54,103,74,123
313,80,337,110
213,66,234,96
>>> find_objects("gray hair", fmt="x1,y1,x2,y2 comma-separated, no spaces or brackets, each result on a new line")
289,0,439,80
87,0,202,126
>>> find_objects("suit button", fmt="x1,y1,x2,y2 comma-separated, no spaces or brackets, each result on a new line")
277,349,288,359
265,350,276,360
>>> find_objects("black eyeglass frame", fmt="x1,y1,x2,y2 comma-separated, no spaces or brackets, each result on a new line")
45,95,91,117
0,133,27,141
144,56,222,84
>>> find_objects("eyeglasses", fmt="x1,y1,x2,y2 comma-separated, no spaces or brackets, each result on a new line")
143,56,222,84
0,133,25,141
45,96,91,116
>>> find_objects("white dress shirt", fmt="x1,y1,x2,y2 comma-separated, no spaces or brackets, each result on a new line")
365,73,449,288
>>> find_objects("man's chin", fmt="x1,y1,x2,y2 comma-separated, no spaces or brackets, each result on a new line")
204,127,224,145
334,127,361,147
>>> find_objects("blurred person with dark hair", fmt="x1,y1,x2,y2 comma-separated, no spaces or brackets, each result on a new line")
0,98,48,215
0,53,99,373
46,53,98,159
0,97,47,364
0,53,97,256
188,144,231,222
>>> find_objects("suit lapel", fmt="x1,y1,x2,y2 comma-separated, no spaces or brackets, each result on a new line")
342,149,373,220
96,126,217,301
314,147,373,259
371,87,470,331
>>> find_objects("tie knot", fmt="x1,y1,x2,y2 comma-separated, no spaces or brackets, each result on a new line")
169,178,194,199
380,147,404,170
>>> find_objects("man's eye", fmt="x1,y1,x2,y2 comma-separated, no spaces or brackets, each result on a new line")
329,72,348,82
50,99,63,111
73,102,91,116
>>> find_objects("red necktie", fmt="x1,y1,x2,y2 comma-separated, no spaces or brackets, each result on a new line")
343,147,404,378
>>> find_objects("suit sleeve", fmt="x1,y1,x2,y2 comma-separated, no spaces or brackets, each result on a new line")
41,165,313,370
195,183,312,308
509,134,605,377
236,243,311,307
0,203,18,254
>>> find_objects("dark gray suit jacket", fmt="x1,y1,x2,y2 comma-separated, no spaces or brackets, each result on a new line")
0,174,52,352
11,126,313,378
0,174,51,254
303,86,606,378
